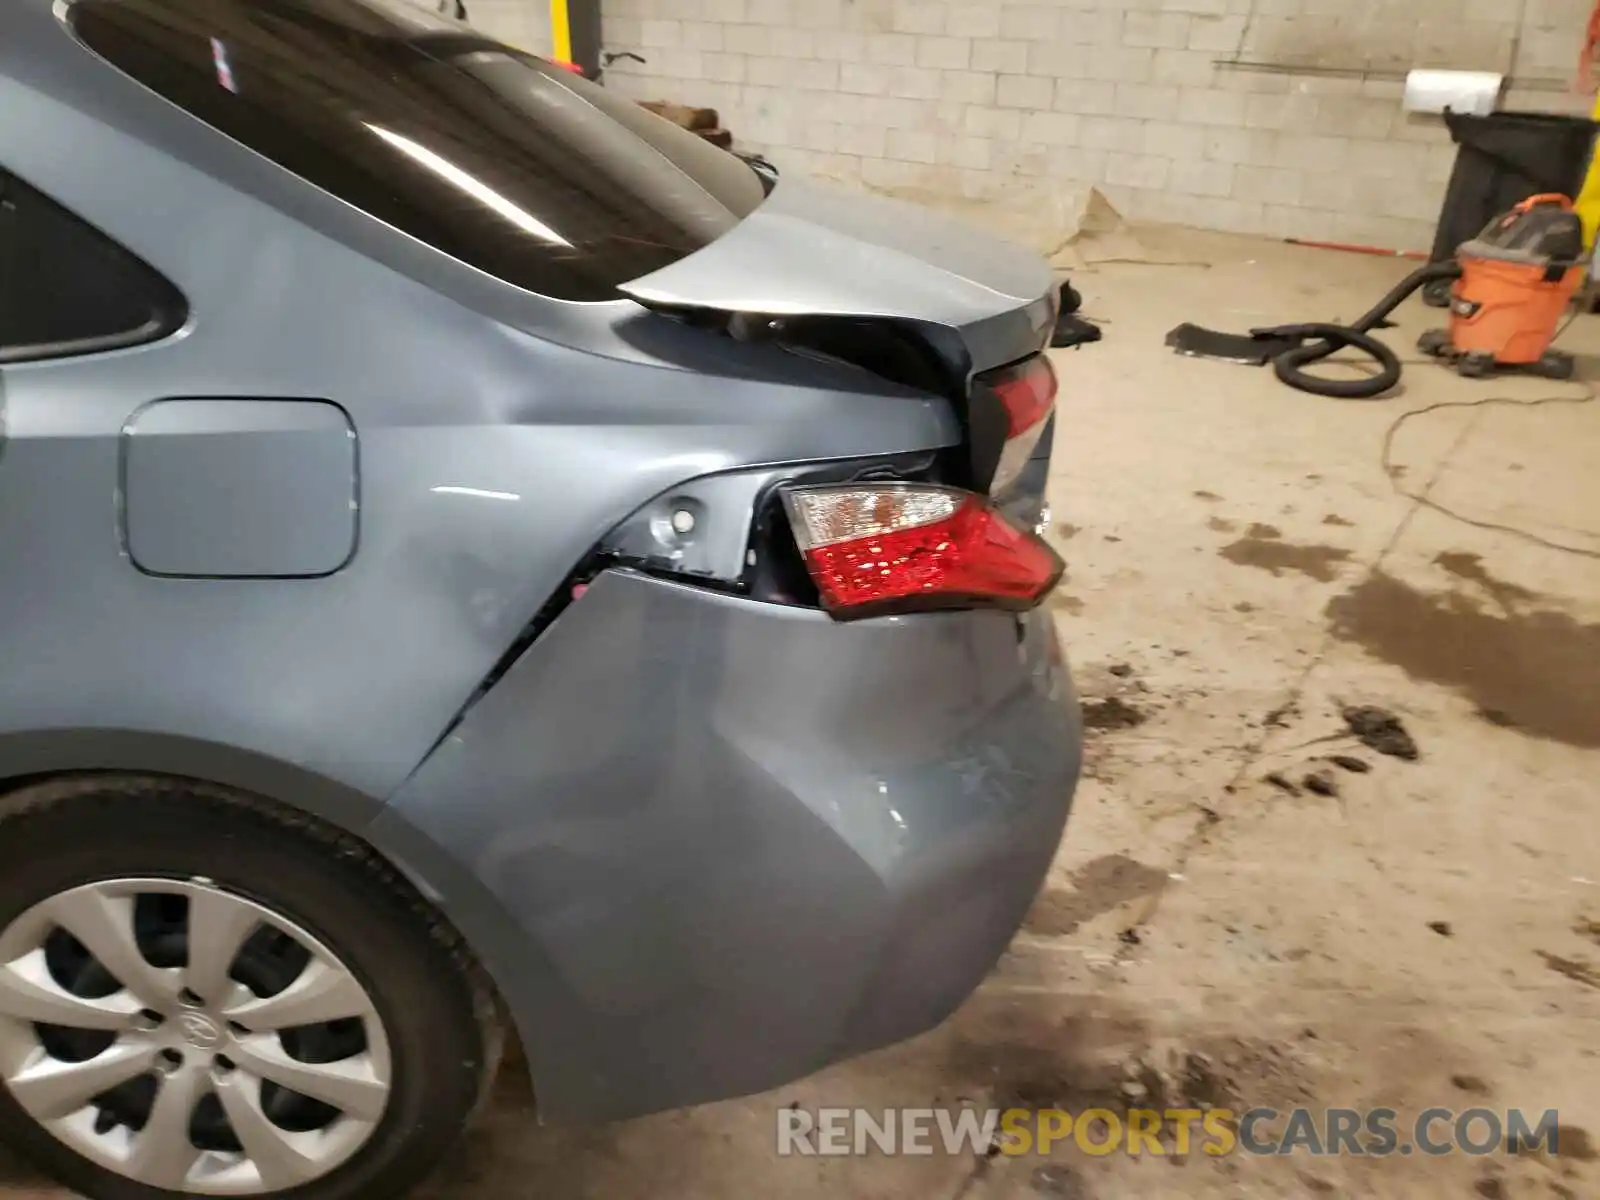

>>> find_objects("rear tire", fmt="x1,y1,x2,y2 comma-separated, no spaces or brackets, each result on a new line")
0,777,501,1200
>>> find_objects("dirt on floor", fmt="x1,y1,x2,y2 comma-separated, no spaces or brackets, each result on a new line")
7,229,1600,1200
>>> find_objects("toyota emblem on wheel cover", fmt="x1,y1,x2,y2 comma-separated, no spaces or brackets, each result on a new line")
178,1012,223,1049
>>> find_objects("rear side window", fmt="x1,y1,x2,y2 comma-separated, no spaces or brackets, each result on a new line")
0,169,186,363
67,0,769,302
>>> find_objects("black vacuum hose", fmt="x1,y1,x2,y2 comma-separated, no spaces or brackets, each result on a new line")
1268,323,1403,398
1253,261,1462,399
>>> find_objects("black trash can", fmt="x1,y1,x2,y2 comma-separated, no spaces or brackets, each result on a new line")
1422,110,1600,305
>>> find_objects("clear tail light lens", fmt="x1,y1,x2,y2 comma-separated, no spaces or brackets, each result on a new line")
981,355,1057,495
782,483,1064,619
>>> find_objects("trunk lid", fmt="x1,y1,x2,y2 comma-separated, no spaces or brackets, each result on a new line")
618,176,1057,376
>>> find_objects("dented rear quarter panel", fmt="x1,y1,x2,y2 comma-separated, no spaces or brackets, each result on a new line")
0,5,968,801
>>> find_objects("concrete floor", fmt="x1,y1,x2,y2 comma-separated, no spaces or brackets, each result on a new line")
5,229,1599,1198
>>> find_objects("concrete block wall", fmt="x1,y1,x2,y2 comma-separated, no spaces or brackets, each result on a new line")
598,0,1598,250
467,0,553,55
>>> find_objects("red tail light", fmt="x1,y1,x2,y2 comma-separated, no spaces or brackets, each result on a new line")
986,355,1057,494
551,59,585,74
995,355,1056,435
782,484,1064,619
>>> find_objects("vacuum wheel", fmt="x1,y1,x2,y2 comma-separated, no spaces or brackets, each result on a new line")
1416,329,1452,358
1456,352,1496,379
1421,278,1455,309
1536,351,1576,381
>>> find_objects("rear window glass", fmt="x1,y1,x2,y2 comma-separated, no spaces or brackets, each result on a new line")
67,0,767,301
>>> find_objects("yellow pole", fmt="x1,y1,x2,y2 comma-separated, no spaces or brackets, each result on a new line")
549,0,573,64
1574,92,1600,250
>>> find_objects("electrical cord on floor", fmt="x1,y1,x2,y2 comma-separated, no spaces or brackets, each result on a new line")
1381,383,1600,559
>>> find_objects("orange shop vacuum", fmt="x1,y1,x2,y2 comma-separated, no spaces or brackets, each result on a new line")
1166,194,1591,398
1417,194,1586,381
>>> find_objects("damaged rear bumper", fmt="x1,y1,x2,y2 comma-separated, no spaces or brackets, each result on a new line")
378,569,1081,1122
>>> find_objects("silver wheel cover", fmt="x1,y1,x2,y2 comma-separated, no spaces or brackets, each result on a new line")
0,878,392,1195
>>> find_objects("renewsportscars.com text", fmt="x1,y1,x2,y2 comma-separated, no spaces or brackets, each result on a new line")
776,1106,1565,1159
